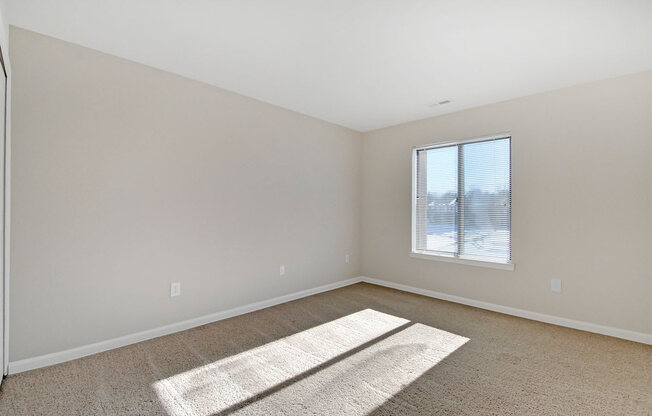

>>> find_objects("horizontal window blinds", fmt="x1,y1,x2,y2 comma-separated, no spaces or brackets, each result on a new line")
414,137,511,263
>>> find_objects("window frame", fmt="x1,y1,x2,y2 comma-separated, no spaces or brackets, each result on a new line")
410,133,514,271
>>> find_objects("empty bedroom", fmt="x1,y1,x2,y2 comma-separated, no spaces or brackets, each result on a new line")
0,0,649,415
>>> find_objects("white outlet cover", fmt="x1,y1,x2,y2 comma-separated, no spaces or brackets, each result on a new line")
345,254,350,264
280,265,285,276
171,282,181,297
551,279,562,293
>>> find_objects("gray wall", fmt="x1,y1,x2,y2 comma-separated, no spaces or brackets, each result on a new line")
9,27,362,361
361,71,652,334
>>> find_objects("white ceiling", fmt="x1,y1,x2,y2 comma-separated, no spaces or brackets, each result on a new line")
4,0,652,132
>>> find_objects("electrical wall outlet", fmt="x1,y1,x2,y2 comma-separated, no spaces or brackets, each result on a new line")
551,279,562,293
345,254,350,264
170,282,181,297
280,265,285,276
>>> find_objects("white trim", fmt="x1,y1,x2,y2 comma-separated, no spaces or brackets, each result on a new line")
412,131,511,151
2,44,10,379
411,148,417,251
409,252,515,271
9,274,650,374
0,8,10,379
360,276,652,345
411,133,513,266
8,277,363,374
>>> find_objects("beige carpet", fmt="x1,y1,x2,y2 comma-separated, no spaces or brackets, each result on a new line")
0,283,650,415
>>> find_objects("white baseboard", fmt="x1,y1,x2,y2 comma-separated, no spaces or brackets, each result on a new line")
9,275,650,374
360,276,652,345
8,277,363,374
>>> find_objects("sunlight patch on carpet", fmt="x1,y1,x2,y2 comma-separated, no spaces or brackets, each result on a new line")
152,309,468,415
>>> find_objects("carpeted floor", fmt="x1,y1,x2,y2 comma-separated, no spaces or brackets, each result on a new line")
0,282,650,415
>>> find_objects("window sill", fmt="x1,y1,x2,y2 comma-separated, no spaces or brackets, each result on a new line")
409,251,515,271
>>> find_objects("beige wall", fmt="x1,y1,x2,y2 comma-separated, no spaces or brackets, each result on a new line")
362,71,652,335
9,27,362,361
8,25,651,363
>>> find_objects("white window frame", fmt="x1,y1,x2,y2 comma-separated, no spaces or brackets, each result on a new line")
410,133,514,271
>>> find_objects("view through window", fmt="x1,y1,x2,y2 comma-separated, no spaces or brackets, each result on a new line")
413,136,511,264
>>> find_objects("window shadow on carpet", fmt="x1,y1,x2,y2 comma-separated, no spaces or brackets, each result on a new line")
152,308,469,416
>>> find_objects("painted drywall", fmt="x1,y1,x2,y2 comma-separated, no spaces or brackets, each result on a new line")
0,0,11,377
361,71,652,335
0,1,8,47
4,1,652,132
9,27,361,361
7,24,651,366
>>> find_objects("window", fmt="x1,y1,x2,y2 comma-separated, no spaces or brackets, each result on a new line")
411,135,512,270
